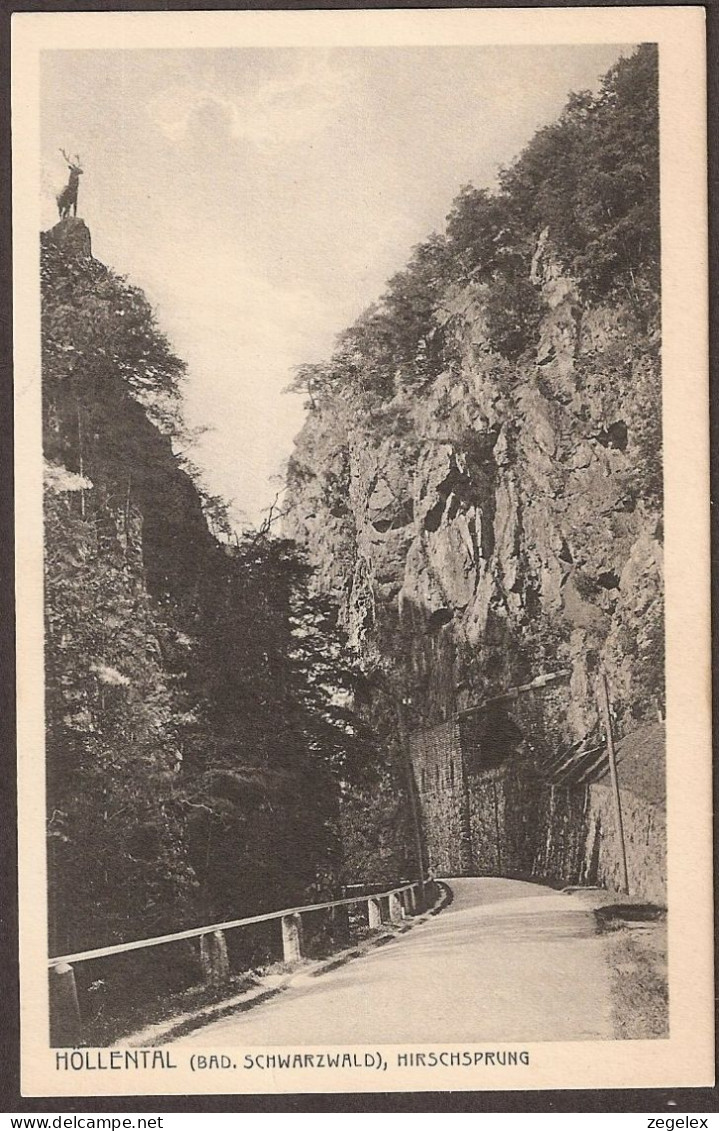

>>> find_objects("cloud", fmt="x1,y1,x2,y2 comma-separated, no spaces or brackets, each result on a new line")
126,234,333,524
145,238,331,362
149,54,353,151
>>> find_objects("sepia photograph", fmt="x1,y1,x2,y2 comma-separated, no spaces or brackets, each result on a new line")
11,6,712,1099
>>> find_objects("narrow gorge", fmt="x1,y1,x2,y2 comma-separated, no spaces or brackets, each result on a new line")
283,45,665,900
40,45,666,1047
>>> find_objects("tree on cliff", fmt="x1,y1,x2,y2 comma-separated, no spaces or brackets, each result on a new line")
42,230,375,963
42,235,198,954
299,43,659,404
499,44,659,308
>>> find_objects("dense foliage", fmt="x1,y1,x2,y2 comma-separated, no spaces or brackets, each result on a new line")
287,45,659,407
42,238,375,965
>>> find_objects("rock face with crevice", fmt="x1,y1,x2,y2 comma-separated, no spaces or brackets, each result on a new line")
285,234,663,754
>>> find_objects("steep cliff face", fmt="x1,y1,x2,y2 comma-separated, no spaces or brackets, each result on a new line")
286,248,662,750
285,48,662,755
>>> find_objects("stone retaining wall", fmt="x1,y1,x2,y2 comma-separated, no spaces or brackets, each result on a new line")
420,764,666,906
410,719,470,876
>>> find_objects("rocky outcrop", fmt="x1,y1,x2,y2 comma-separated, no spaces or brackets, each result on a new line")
285,233,663,755
45,217,92,258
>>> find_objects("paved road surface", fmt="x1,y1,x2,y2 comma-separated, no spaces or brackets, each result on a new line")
178,878,615,1045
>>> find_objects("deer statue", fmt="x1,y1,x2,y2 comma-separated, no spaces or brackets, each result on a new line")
56,150,83,219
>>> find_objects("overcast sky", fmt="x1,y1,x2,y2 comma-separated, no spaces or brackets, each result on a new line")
41,44,632,527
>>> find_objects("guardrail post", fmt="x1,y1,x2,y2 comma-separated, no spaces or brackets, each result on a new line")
331,902,350,945
404,886,417,915
200,929,230,986
416,881,428,912
49,963,82,1047
388,892,404,923
367,896,383,930
281,913,304,962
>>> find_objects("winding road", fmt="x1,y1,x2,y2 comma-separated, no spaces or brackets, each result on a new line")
176,878,616,1045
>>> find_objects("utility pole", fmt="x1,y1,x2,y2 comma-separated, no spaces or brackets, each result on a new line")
492,780,502,876
396,696,427,898
598,671,629,894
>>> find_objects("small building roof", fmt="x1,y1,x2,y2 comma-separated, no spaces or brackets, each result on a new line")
600,721,666,808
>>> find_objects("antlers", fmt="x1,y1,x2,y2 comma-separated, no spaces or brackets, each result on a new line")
60,148,82,169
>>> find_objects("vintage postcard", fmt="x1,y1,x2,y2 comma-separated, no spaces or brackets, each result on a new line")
12,6,712,1099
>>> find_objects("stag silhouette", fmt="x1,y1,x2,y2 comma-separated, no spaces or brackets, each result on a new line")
57,150,83,219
